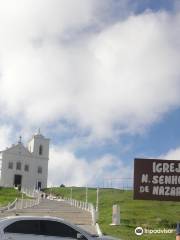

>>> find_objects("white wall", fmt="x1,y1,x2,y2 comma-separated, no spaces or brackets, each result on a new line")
0,133,49,189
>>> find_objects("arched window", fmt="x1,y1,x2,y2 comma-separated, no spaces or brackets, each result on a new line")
39,145,43,155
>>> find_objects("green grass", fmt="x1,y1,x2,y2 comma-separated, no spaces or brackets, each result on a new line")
44,187,179,240
0,187,26,207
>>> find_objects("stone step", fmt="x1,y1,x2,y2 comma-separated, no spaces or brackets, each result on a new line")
15,207,88,213
0,199,96,234
0,213,91,225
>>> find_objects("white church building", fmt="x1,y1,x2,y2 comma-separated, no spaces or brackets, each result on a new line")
0,131,49,190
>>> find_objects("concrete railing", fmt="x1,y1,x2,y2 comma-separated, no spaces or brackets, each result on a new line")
65,198,93,211
21,187,41,198
37,193,99,226
8,198,18,210
0,198,18,212
0,197,41,213
20,187,42,209
13,198,40,210
55,197,98,226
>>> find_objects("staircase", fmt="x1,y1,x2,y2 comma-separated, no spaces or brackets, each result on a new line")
0,199,97,235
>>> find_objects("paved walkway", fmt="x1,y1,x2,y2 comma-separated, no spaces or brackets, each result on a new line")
0,199,97,235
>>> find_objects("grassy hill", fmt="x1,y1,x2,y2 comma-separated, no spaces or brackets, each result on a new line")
0,187,25,207
44,187,180,240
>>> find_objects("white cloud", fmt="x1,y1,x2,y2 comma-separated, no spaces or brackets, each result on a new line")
48,145,131,187
160,147,180,160
79,12,180,138
1,2,179,187
0,2,179,141
0,125,14,150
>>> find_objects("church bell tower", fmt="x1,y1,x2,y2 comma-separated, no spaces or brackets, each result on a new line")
28,129,50,159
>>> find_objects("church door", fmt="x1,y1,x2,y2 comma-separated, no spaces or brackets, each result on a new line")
14,174,22,189
37,181,42,190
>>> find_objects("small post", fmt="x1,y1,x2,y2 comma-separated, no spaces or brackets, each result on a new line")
86,186,88,204
70,187,72,200
96,188,99,222
110,205,120,225
7,202,10,211
96,188,99,212
25,200,28,208
37,194,40,204
21,193,24,209
176,223,180,240
92,207,96,225
14,200,17,210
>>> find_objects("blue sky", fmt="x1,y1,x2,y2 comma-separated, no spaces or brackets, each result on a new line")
0,0,180,187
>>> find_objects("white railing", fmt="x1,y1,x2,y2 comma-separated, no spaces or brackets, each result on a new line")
8,198,18,210
20,187,42,209
0,198,18,212
21,187,41,198
46,194,98,225
55,197,98,226
13,198,40,210
0,187,43,213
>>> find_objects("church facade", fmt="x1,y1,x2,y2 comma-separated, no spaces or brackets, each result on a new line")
0,132,49,190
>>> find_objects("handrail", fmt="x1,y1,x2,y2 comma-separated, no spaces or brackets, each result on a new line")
65,197,98,226
0,198,17,212
48,195,98,226
0,187,42,212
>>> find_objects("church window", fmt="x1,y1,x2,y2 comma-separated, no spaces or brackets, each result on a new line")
38,166,42,174
8,162,13,169
39,145,43,155
16,162,21,170
24,164,29,172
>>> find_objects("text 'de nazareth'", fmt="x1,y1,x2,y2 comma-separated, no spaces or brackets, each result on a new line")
134,158,180,201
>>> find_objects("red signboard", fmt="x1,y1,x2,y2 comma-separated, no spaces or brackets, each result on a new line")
134,158,180,201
